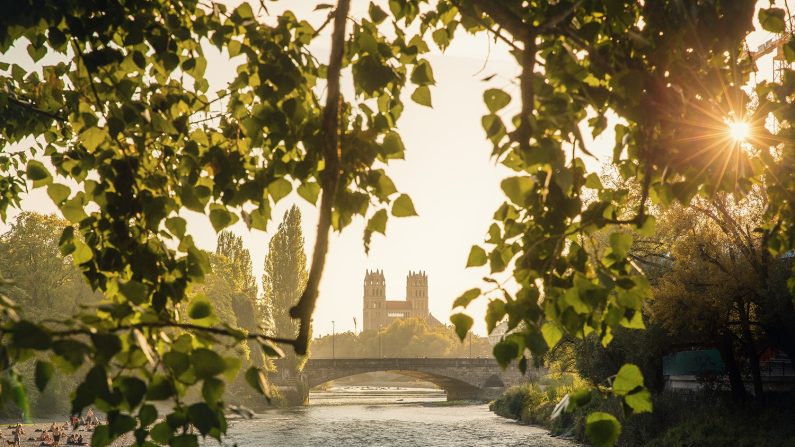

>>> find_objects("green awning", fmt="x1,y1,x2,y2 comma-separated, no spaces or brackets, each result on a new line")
663,349,725,376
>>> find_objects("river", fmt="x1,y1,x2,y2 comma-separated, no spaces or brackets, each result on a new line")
219,386,578,446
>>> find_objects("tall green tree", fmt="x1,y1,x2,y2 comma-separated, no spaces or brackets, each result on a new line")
215,231,260,337
262,206,308,372
0,212,96,316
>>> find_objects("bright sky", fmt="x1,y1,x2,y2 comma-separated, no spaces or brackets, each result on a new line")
0,1,781,337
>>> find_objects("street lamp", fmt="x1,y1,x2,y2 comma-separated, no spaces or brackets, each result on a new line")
378,324,383,358
332,320,335,360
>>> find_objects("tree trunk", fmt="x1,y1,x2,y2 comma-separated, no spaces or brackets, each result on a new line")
738,298,765,400
717,331,746,402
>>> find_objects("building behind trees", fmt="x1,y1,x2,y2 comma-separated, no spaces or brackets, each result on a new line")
362,269,442,331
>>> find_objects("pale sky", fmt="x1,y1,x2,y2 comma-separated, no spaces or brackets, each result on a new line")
0,2,780,337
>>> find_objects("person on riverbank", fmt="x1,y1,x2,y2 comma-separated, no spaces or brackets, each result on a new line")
53,426,62,447
13,424,23,447
85,409,97,428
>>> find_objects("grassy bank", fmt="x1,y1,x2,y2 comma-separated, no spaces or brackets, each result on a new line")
490,378,795,446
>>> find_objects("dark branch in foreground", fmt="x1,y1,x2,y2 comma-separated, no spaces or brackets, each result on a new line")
6,96,66,122
39,321,299,347
289,0,351,356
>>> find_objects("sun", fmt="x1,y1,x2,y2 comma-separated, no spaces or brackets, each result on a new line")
727,120,751,142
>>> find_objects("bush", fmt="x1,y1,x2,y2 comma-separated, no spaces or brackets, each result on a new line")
493,381,795,447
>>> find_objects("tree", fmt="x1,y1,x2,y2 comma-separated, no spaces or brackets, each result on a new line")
646,190,785,401
1,1,793,446
0,212,96,315
309,317,493,359
262,206,308,373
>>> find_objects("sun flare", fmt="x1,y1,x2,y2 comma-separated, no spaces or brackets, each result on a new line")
727,120,751,142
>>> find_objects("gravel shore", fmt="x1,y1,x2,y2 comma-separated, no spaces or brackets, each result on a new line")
0,423,132,447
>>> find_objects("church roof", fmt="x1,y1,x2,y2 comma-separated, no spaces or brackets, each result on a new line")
385,300,412,310
426,312,445,327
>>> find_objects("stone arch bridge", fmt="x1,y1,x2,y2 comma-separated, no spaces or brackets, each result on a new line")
274,358,537,402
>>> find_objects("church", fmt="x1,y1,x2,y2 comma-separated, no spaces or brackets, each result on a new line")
362,269,443,331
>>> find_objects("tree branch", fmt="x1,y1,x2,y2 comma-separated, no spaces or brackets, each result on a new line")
289,0,351,356
468,0,533,41
23,321,299,347
6,96,66,122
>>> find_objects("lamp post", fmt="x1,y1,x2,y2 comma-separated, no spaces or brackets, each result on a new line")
469,331,472,358
332,320,335,360
378,324,383,358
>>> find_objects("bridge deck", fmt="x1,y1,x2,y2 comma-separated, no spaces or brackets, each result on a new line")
305,358,502,367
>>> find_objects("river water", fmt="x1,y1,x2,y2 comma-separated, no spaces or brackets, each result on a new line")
220,387,578,447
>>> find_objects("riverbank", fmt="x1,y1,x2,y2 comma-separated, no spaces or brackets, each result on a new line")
490,383,795,446
0,422,132,447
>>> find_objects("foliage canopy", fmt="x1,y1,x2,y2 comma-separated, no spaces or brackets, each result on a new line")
1,1,794,446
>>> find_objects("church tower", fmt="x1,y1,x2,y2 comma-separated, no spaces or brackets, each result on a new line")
405,270,428,318
363,269,386,331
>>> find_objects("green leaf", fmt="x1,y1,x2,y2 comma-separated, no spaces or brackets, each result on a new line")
209,207,238,232
166,216,187,238
501,176,535,206
47,183,71,204
163,351,190,376
118,280,149,304
613,363,644,396
171,434,199,447
366,209,388,234
369,3,388,23
80,127,108,152
432,28,450,49
411,86,432,107
382,132,406,158
297,182,320,204
34,361,54,392
146,376,174,401
493,340,519,368
453,288,481,308
245,366,271,400
624,388,652,413
410,59,435,85
268,178,293,202
120,377,147,408
234,2,254,19
466,245,487,267
139,404,158,427
485,299,506,333
483,88,511,112
541,322,563,348
188,298,213,319
90,423,110,447
26,160,51,188
191,348,226,379
391,194,417,217
71,239,93,264
608,232,632,259
567,388,593,409
62,198,88,224
759,8,786,33
202,377,225,403
149,422,172,443
585,412,621,447
450,313,473,341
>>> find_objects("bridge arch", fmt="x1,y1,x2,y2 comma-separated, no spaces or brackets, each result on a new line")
307,368,483,400
296,358,531,401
